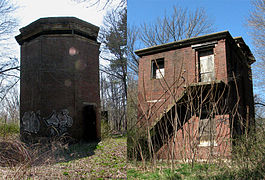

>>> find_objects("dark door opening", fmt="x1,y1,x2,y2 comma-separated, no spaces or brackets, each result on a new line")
82,105,97,141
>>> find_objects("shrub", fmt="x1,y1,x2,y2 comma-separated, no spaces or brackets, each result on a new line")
230,129,265,179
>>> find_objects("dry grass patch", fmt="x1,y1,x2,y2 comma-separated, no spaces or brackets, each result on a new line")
0,135,127,179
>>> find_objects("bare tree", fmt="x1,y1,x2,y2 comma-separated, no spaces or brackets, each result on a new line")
140,5,214,47
254,94,265,124
128,64,253,167
0,0,19,102
0,0,17,41
248,0,265,99
127,25,140,76
99,8,127,132
127,5,214,75
72,0,126,9
248,0,265,61
1,86,19,124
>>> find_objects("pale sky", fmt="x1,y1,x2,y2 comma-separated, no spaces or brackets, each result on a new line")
15,0,107,28
10,0,115,63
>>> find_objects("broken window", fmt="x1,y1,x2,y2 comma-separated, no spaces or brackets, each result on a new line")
152,58,164,79
199,49,215,82
198,115,216,146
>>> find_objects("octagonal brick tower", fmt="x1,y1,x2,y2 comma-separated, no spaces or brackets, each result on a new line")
16,17,101,141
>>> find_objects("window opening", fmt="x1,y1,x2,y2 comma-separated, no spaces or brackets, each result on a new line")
198,112,216,146
199,49,215,82
152,58,164,79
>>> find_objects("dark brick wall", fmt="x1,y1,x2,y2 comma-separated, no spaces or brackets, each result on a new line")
20,33,100,140
225,39,255,137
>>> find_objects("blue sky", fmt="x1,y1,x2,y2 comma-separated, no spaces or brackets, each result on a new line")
128,0,253,48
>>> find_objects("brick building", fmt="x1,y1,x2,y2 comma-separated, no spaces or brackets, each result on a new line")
135,31,255,160
16,17,101,141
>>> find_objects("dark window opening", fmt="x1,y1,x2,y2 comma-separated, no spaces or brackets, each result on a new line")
82,105,97,141
152,58,164,79
198,49,215,82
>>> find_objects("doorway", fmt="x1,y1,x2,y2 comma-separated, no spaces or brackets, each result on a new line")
82,105,97,141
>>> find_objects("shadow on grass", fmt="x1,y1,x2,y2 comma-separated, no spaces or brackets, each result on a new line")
0,131,127,168
0,134,100,167
52,133,127,163
54,139,100,163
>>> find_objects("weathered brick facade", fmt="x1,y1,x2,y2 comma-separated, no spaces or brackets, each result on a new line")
135,31,255,160
16,17,101,141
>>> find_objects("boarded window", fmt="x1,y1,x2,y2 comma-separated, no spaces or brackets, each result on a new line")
198,117,216,146
199,49,215,82
152,58,164,79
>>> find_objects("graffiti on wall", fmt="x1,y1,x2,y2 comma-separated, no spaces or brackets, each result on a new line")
21,111,40,133
21,109,73,136
44,109,73,136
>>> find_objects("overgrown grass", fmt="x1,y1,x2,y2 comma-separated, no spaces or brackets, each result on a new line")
128,161,265,180
128,128,265,180
0,123,19,137
128,162,221,180
0,132,127,179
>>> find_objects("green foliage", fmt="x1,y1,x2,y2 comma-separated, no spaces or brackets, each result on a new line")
227,128,265,179
127,163,215,180
0,122,19,136
62,171,69,176
128,153,265,180
96,144,104,150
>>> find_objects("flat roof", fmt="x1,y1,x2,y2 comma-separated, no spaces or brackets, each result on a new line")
135,31,255,64
15,17,99,45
